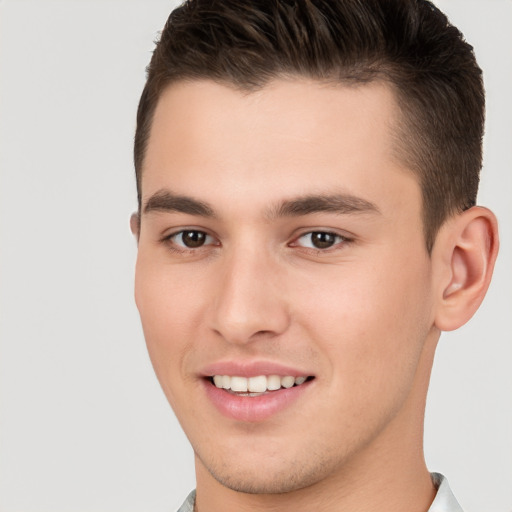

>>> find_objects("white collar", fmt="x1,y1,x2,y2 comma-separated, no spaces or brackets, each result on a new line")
428,473,464,512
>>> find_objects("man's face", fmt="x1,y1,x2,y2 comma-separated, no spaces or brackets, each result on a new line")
134,79,438,493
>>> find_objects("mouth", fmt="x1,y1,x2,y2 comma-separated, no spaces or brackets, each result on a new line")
202,372,315,421
209,374,314,397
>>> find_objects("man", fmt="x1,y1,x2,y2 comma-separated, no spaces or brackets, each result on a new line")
130,1,499,511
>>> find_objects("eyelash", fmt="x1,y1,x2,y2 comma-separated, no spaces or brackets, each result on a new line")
291,231,353,252
161,229,353,254
161,230,219,254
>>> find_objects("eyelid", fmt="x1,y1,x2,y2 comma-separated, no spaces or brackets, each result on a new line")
161,228,220,251
290,229,354,250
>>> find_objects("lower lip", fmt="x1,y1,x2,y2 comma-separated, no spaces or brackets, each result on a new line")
203,379,312,422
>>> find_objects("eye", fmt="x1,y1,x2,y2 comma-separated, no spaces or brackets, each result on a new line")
169,230,215,249
295,231,347,250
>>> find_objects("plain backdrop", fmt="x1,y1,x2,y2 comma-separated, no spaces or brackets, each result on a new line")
0,1,510,511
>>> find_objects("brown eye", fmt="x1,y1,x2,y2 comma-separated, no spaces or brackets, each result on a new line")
173,230,212,248
296,231,345,250
310,232,336,249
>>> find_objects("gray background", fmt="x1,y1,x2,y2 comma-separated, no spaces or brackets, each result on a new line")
0,1,510,511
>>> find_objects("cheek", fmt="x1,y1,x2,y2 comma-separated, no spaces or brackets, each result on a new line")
292,253,433,399
134,255,207,400
135,247,210,332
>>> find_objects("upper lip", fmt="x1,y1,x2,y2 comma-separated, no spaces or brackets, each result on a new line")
200,360,313,378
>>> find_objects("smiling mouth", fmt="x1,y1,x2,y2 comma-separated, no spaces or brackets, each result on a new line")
209,375,314,397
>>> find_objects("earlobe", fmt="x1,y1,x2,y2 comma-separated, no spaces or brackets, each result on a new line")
434,207,499,332
130,212,140,241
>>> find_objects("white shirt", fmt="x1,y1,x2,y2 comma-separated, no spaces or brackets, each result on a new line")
429,473,464,512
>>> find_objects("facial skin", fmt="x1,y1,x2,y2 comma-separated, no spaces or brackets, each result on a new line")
132,79,497,512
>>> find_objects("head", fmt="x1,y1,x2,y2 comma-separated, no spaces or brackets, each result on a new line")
134,0,485,253
131,0,498,503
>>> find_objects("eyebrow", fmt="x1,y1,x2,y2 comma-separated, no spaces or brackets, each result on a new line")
269,194,380,218
143,189,380,219
143,190,215,217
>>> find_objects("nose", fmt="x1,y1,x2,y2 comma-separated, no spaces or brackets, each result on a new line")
209,246,290,345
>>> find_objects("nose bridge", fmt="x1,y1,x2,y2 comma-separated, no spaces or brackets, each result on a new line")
210,241,289,344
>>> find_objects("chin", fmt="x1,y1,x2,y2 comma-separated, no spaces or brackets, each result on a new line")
196,448,338,495
208,468,322,495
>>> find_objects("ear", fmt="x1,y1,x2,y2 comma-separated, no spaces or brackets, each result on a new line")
130,212,140,241
433,206,499,331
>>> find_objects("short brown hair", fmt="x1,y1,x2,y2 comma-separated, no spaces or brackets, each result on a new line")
134,0,484,252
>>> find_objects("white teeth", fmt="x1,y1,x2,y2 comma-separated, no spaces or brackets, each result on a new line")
267,375,281,391
212,374,309,392
230,376,248,392
221,375,231,389
281,376,295,388
248,375,267,393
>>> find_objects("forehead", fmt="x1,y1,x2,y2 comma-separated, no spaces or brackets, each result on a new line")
142,78,417,217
